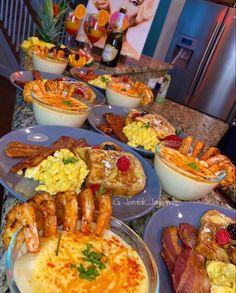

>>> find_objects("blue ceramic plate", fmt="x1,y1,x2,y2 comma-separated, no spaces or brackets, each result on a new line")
9,70,106,107
9,71,70,91
143,202,235,293
88,105,155,157
70,67,108,94
0,126,161,221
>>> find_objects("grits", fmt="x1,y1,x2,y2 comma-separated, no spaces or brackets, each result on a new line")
14,228,149,293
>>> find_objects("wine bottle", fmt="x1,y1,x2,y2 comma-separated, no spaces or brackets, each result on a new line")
101,8,126,67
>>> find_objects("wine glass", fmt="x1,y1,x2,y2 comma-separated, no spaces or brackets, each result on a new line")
65,12,82,49
83,13,107,54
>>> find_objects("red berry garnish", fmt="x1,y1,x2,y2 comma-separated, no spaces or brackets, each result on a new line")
92,144,100,149
132,112,141,120
89,184,101,196
163,135,183,143
116,156,130,172
122,76,129,83
215,228,231,246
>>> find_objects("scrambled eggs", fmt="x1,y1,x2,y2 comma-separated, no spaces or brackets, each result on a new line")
24,149,89,194
88,75,112,89
123,121,159,152
206,261,236,293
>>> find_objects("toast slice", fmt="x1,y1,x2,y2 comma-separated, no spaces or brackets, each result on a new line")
85,149,146,196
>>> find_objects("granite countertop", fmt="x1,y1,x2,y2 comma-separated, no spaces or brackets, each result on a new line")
0,54,233,291
22,51,173,75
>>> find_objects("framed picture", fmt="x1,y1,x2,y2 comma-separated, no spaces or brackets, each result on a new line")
78,0,160,60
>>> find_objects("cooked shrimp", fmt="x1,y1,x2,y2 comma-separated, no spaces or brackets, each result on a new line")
29,192,57,237
23,80,46,103
56,81,65,95
44,80,57,93
78,188,95,234
95,193,112,236
191,141,204,158
179,136,193,155
66,84,76,98
2,203,40,253
55,191,78,232
205,154,231,166
209,162,236,188
201,147,220,161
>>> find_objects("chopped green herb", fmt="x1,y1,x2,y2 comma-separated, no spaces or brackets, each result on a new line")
70,263,77,268
96,185,106,196
101,76,108,83
56,233,62,256
63,157,78,164
77,263,100,281
175,128,181,137
121,88,127,92
187,162,198,169
82,243,106,270
62,100,73,107
143,122,151,129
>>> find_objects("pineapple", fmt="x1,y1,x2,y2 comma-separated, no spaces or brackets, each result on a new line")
36,0,71,45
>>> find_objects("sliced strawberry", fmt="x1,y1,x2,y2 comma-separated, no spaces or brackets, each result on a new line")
163,135,183,143
74,87,85,97
132,112,141,120
89,184,101,196
92,144,100,149
122,76,129,83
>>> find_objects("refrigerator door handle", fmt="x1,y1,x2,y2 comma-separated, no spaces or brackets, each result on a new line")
191,24,226,97
186,21,221,100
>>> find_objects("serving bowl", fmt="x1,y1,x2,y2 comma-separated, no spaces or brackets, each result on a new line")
154,142,225,200
32,54,68,74
32,93,89,127
6,217,159,293
106,80,142,109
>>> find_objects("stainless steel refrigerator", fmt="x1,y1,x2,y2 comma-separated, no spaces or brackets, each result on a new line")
165,0,236,124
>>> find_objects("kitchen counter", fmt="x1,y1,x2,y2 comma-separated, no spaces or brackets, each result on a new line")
0,54,233,291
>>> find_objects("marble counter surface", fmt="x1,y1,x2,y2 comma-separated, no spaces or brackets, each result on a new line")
0,87,233,292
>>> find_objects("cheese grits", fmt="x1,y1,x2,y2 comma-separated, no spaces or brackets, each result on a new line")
14,229,149,293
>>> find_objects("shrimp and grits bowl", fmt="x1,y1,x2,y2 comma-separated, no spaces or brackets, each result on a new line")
4,191,158,293
154,137,235,200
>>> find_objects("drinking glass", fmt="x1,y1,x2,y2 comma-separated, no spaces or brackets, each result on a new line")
65,12,82,49
83,13,107,54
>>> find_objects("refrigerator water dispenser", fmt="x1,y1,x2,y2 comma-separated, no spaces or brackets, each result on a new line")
171,35,198,68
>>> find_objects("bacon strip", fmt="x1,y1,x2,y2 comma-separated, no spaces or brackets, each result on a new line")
178,223,198,248
161,226,182,273
103,113,128,143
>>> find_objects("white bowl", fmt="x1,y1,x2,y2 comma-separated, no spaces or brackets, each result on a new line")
106,80,142,109
32,54,68,74
32,95,89,128
154,144,225,201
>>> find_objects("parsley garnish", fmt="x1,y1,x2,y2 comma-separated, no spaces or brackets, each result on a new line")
62,100,73,107
78,263,100,281
143,122,151,129
70,263,76,268
70,243,107,282
96,185,106,196
101,76,108,82
56,233,62,256
175,128,182,137
121,88,127,92
187,162,198,170
82,243,106,269
63,157,78,164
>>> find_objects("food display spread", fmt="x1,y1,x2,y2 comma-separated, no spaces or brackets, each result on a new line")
161,210,236,293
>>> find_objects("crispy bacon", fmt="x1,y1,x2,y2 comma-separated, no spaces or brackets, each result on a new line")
10,148,56,173
32,70,42,80
103,113,128,143
98,123,113,135
161,226,182,273
172,249,210,293
5,141,47,158
178,223,198,248
51,136,78,149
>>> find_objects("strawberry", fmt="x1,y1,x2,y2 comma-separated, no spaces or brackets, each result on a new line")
53,4,59,17
215,228,231,246
116,156,130,172
132,112,141,119
89,184,100,196
163,135,182,143
122,76,129,83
